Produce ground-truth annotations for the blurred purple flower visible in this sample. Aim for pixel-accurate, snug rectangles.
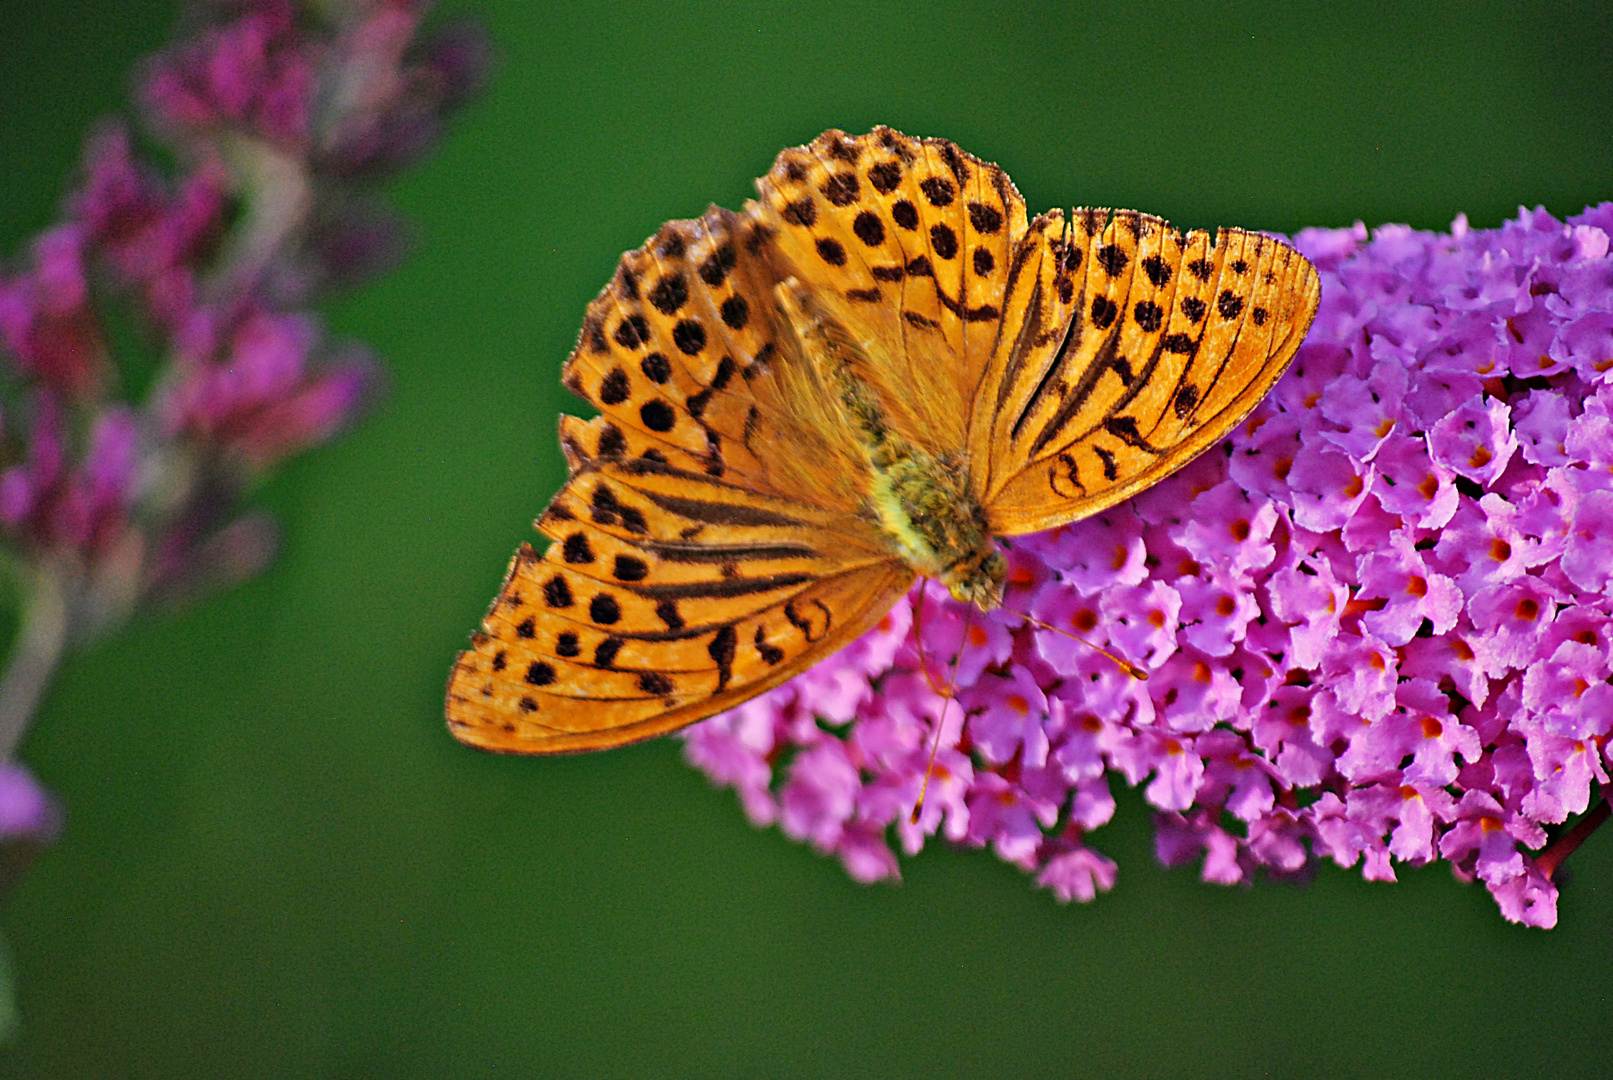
[683,201,1613,928]
[0,0,486,922]
[0,765,58,844]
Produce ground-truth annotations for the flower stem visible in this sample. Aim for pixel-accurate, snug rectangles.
[0,561,71,762]
[1535,796,1611,881]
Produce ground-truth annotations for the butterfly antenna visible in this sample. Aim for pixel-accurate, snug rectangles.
[911,604,972,825]
[1002,606,1149,681]
[911,583,947,698]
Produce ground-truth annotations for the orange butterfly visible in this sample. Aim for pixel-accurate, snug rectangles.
[446,127,1320,754]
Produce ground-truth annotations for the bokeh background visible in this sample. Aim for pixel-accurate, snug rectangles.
[3,1,1612,1076]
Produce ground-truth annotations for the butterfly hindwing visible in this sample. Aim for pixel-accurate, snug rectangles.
[447,456,912,753]
[977,210,1320,534]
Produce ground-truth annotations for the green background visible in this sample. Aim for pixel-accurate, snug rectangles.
[3,1,1612,1076]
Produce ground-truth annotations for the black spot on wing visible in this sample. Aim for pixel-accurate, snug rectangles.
[1097,244,1129,275]
[919,176,955,206]
[672,319,706,355]
[640,352,672,383]
[638,672,674,696]
[720,295,749,329]
[782,197,817,227]
[853,211,885,247]
[613,554,648,582]
[968,202,1003,233]
[868,160,902,193]
[1094,445,1118,481]
[1103,415,1163,453]
[822,173,859,206]
[590,593,622,625]
[816,237,848,266]
[711,355,737,390]
[708,625,738,691]
[648,273,687,315]
[1141,255,1171,287]
[640,399,676,432]
[698,243,735,286]
[599,369,630,406]
[614,315,650,349]
[1173,383,1200,418]
[754,625,785,665]
[544,574,574,607]
[616,266,639,300]
[563,533,594,565]
[656,599,685,630]
[1090,296,1118,329]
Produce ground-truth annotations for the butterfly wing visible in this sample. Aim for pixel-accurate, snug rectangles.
[971,208,1320,534]
[448,204,914,753]
[446,455,913,753]
[751,127,1028,455]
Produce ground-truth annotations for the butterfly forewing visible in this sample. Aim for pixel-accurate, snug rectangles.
[561,208,795,490]
[753,127,1027,453]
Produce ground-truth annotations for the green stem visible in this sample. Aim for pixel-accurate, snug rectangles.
[0,561,71,762]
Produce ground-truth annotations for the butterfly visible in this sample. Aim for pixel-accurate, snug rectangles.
[446,126,1320,754]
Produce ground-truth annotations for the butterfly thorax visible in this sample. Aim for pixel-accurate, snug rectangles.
[871,443,1006,610]
[775,279,1006,611]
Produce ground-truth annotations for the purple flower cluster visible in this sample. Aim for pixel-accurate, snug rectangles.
[683,203,1613,928]
[0,1,485,864]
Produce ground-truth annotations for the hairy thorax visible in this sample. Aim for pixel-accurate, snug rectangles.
[774,277,1006,611]
[870,441,1006,611]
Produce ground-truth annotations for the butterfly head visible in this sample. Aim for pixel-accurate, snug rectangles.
[940,545,1006,612]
